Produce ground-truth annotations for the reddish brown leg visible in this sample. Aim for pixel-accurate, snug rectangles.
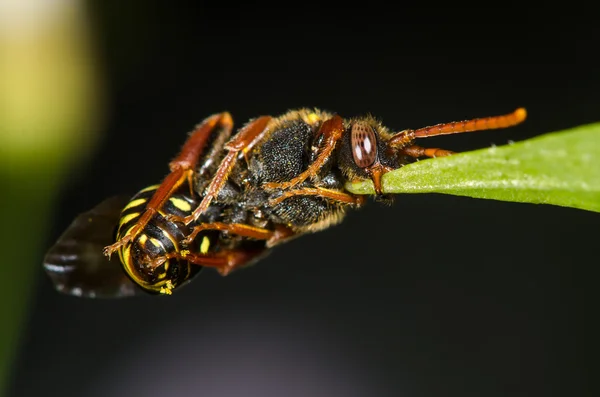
[172,116,272,226]
[263,115,345,190]
[103,112,233,258]
[147,223,295,278]
[183,222,295,248]
[151,249,266,277]
[401,145,455,158]
[269,187,366,207]
[389,107,527,148]
[184,250,268,276]
[190,250,264,276]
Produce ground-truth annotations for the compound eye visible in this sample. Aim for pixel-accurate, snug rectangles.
[351,123,377,168]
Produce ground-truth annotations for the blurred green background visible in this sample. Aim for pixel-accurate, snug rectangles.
[1,2,596,397]
[0,1,101,394]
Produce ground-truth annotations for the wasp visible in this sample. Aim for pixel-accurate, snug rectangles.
[43,107,527,297]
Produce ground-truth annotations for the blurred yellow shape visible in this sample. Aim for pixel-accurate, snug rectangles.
[0,1,103,395]
[0,0,102,169]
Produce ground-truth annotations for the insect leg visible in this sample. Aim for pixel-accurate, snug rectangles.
[186,222,272,244]
[103,112,234,258]
[180,249,269,276]
[268,187,366,207]
[263,115,345,190]
[184,222,294,248]
[173,116,273,226]
[144,249,264,278]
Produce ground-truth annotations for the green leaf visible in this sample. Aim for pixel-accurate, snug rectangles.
[346,122,600,213]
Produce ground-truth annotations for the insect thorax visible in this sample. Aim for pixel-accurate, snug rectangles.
[244,109,349,232]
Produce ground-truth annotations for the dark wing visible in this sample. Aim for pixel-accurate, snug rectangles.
[43,196,146,298]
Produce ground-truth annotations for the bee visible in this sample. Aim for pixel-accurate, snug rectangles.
[43,107,527,297]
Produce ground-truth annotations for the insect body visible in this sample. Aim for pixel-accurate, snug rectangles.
[44,107,527,297]
[113,185,204,294]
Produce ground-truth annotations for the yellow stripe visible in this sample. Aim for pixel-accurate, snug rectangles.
[200,236,210,254]
[152,279,169,288]
[122,244,134,281]
[121,226,135,238]
[120,240,173,293]
[118,245,124,264]
[122,198,147,211]
[138,234,148,245]
[161,228,178,249]
[119,212,140,228]
[149,237,164,249]
[138,184,160,194]
[169,197,192,212]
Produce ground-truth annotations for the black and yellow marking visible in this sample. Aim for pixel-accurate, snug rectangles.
[200,236,210,254]
[169,196,193,212]
[113,185,215,294]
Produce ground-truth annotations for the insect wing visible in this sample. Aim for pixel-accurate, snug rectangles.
[43,196,145,298]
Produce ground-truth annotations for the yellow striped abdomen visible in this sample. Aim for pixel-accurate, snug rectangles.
[115,185,206,294]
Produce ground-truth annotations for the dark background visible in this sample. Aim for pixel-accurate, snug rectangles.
[10,3,596,397]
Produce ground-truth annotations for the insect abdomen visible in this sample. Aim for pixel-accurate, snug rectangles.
[115,185,205,294]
